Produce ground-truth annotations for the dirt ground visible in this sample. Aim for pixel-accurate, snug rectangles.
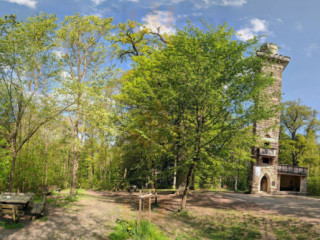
[1,190,320,239]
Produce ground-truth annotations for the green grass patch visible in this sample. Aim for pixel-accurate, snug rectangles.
[109,219,169,240]
[0,220,24,229]
[166,208,320,240]
[172,209,193,219]
[37,216,48,222]
[46,195,78,208]
[45,189,92,208]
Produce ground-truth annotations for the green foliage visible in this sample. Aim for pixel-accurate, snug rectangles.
[111,20,167,61]
[0,135,10,190]
[279,99,320,195]
[1,12,319,199]
[0,220,24,229]
[109,220,169,240]
[116,22,275,199]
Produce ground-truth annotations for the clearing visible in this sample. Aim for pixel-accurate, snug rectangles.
[1,190,320,240]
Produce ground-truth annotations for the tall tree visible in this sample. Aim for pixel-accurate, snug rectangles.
[280,100,320,166]
[117,23,275,210]
[0,14,66,191]
[56,14,115,196]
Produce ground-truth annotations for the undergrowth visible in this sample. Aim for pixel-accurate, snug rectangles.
[0,220,24,229]
[109,219,169,240]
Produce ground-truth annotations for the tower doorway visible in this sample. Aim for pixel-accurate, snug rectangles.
[260,176,268,192]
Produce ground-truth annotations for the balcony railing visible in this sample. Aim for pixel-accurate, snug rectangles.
[277,164,308,175]
[259,148,277,157]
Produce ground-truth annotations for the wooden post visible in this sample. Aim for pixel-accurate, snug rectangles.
[155,192,158,204]
[235,176,238,191]
[138,190,142,226]
[154,170,158,204]
[219,176,222,191]
[148,190,151,221]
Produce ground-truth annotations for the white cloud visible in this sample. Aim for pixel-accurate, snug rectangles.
[2,0,37,8]
[177,12,202,19]
[142,10,175,35]
[61,71,70,78]
[104,0,246,9]
[305,43,319,57]
[237,18,269,41]
[193,0,247,9]
[117,0,140,3]
[52,50,64,59]
[219,0,247,7]
[90,0,106,5]
[295,21,303,31]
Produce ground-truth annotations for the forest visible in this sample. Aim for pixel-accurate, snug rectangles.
[1,12,320,210]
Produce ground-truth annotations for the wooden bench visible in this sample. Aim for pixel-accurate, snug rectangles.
[31,197,46,220]
[0,204,24,222]
[37,187,52,196]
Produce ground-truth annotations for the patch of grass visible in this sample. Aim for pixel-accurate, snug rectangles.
[164,208,320,240]
[32,194,47,203]
[46,195,77,208]
[272,228,292,240]
[172,209,193,219]
[0,220,24,229]
[109,219,169,240]
[37,216,48,222]
[46,189,91,208]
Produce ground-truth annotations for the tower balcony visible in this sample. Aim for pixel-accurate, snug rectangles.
[259,148,277,157]
[277,164,308,176]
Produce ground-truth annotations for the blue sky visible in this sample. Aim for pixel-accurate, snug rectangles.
[0,0,319,112]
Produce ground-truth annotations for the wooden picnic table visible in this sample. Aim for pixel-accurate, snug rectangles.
[0,193,33,206]
[0,193,34,222]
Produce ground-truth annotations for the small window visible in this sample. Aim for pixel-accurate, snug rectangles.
[262,158,269,164]
[264,142,270,147]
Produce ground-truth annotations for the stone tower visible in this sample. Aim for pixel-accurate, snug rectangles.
[251,43,290,194]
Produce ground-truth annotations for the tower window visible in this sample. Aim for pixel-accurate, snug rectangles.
[262,158,269,164]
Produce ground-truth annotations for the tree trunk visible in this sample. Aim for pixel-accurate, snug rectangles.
[154,169,158,204]
[9,143,17,192]
[173,118,183,189]
[70,115,79,196]
[291,151,297,166]
[181,163,195,210]
[173,158,177,189]
[123,168,127,180]
[45,125,49,185]
[123,167,127,189]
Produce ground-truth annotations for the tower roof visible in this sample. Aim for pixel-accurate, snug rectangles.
[257,43,290,69]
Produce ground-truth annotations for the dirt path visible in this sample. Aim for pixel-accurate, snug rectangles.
[185,192,320,223]
[0,191,135,240]
[1,191,319,239]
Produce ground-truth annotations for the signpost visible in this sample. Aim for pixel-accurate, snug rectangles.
[137,190,154,225]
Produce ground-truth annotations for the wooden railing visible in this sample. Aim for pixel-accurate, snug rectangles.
[277,164,308,175]
[259,148,277,157]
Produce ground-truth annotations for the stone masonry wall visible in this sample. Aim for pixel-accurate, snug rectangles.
[251,43,290,194]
